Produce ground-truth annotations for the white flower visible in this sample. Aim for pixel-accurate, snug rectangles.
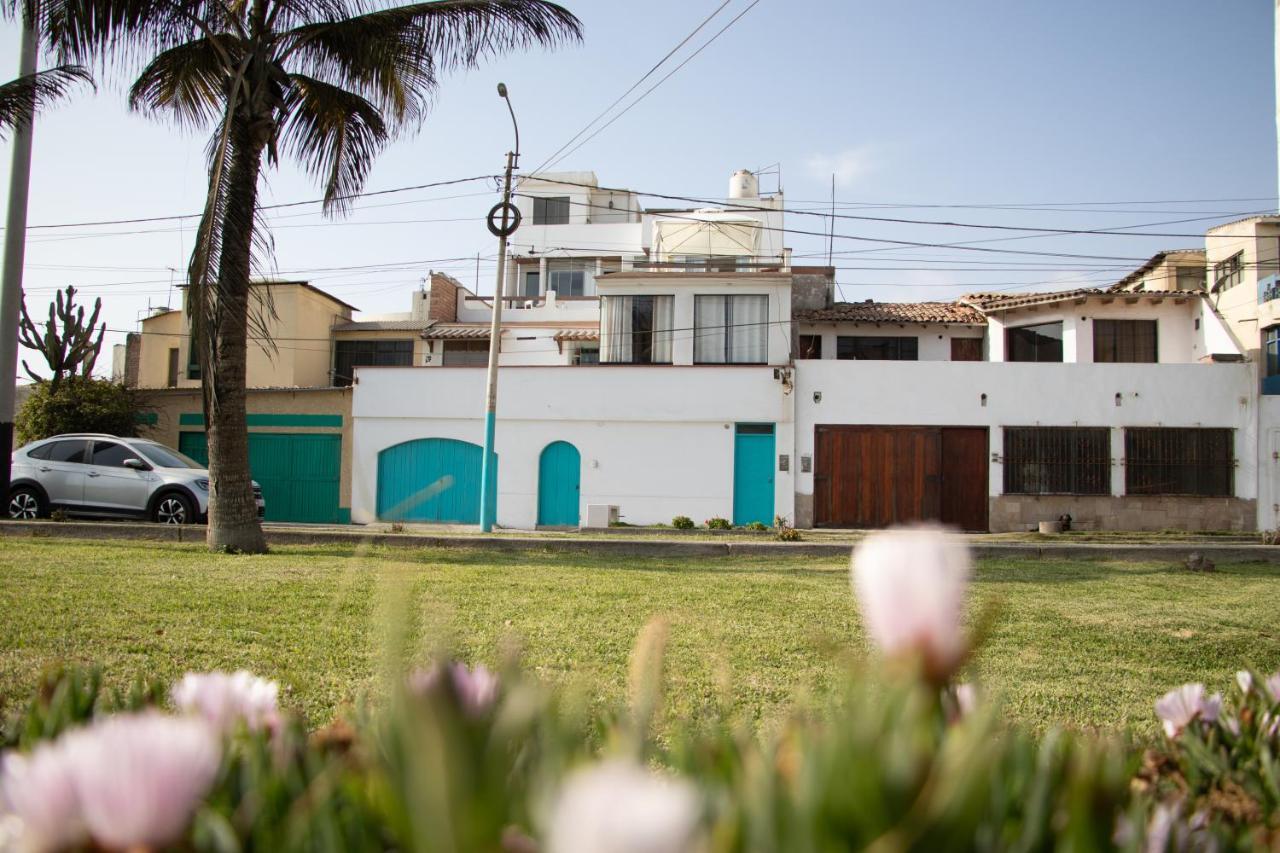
[1237,671,1253,695]
[954,683,979,718]
[850,526,971,679]
[67,712,221,850]
[1265,672,1280,703]
[546,761,702,853]
[408,662,500,717]
[173,670,280,733]
[0,741,85,853]
[1155,684,1221,738]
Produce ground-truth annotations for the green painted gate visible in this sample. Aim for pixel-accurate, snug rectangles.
[177,432,342,524]
[537,441,581,526]
[376,438,492,524]
[732,423,776,527]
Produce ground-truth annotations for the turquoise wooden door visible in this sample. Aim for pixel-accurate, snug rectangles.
[537,441,581,526]
[176,431,342,523]
[733,424,776,526]
[376,438,490,523]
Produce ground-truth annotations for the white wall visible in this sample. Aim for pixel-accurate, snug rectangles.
[794,323,985,361]
[793,360,1258,500]
[351,366,795,528]
[1258,394,1280,531]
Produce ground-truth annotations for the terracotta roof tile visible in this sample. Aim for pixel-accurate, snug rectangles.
[794,301,986,325]
[961,288,1207,312]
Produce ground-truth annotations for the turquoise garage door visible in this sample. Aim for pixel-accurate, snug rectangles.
[178,432,342,524]
[376,438,494,524]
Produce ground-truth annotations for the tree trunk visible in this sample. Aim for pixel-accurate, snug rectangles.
[203,118,268,554]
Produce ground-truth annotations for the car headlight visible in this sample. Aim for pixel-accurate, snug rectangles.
[195,478,210,491]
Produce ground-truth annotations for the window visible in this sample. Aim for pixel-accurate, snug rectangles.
[532,196,570,225]
[134,442,201,469]
[836,335,918,361]
[1125,428,1233,496]
[1093,319,1157,363]
[547,259,594,297]
[1266,326,1280,394]
[574,345,599,365]
[44,439,87,464]
[1213,252,1243,292]
[601,295,674,364]
[1003,427,1110,495]
[1006,321,1063,362]
[520,270,540,298]
[26,442,54,460]
[441,340,489,366]
[670,255,747,272]
[950,338,983,361]
[1176,266,1205,291]
[166,348,179,387]
[92,441,139,468]
[186,344,201,380]
[694,295,768,364]
[333,339,414,386]
[797,334,823,359]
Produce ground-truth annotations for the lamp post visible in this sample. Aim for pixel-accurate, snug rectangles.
[479,83,520,532]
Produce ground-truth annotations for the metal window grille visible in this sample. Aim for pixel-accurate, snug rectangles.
[1003,427,1110,495]
[1213,252,1243,292]
[1124,428,1233,496]
[334,339,414,385]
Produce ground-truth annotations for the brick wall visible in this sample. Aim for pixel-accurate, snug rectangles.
[428,272,460,321]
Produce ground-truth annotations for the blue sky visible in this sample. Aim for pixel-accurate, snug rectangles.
[0,0,1276,368]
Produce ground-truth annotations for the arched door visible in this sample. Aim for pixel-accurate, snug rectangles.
[537,441,581,526]
[377,438,492,523]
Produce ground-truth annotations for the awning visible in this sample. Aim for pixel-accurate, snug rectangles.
[653,218,760,260]
[425,325,490,339]
[552,329,600,342]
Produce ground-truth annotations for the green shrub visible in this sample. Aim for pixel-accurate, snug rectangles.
[746,521,768,532]
[775,524,801,542]
[705,517,731,530]
[15,378,144,445]
[672,515,694,530]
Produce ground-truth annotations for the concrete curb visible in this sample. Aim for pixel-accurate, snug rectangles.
[3,520,1279,563]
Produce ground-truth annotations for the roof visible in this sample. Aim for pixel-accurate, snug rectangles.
[332,319,432,332]
[961,288,1206,312]
[1206,214,1280,233]
[1106,249,1206,293]
[794,301,986,325]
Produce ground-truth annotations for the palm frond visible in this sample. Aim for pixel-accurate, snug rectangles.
[128,36,237,127]
[280,0,580,122]
[41,0,225,69]
[0,64,93,134]
[281,73,387,213]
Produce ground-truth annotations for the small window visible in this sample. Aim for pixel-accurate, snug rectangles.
[45,439,88,465]
[1265,326,1280,393]
[92,441,138,468]
[1175,266,1205,291]
[1213,252,1243,292]
[797,334,823,359]
[574,345,599,365]
[532,196,570,225]
[1125,428,1233,496]
[166,348,179,388]
[1093,319,1157,363]
[186,344,201,380]
[1006,321,1063,362]
[441,340,490,366]
[26,442,54,460]
[1003,427,1110,495]
[950,338,983,362]
[836,336,918,361]
[520,270,541,298]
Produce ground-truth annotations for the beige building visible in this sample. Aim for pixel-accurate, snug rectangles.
[1200,216,1280,374]
[1107,248,1207,294]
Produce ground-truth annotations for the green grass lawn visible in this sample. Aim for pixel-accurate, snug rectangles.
[1,537,1277,737]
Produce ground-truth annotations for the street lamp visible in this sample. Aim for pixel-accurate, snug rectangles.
[479,83,521,532]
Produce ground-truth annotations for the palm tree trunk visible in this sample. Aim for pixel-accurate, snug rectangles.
[203,118,268,554]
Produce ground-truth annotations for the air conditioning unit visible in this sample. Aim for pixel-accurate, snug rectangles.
[584,504,619,529]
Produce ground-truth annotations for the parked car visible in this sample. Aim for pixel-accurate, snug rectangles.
[7,433,265,524]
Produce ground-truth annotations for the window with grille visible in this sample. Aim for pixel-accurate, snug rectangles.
[836,335,918,361]
[440,340,489,366]
[1003,427,1110,494]
[1213,252,1243,292]
[1006,321,1063,362]
[333,339,414,385]
[1093,319,1157,363]
[797,334,822,359]
[532,196,570,225]
[1125,428,1233,496]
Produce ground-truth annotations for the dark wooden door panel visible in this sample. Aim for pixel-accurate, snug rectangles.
[940,427,989,532]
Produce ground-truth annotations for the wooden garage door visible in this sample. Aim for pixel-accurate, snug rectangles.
[814,426,988,531]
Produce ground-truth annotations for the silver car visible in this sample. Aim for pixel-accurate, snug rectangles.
[7,433,265,524]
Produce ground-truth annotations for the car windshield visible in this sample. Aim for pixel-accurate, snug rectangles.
[133,442,203,469]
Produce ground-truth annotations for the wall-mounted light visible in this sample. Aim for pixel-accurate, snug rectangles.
[980,393,987,407]
[813,391,822,404]
[1114,393,1122,407]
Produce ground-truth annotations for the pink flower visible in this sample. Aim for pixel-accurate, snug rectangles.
[0,740,86,853]
[1237,671,1253,695]
[1265,672,1280,703]
[546,761,702,853]
[66,712,221,850]
[408,662,500,716]
[173,670,280,733]
[955,683,979,717]
[1155,684,1221,738]
[851,526,971,680]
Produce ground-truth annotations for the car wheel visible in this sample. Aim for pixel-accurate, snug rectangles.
[153,492,195,525]
[7,486,46,520]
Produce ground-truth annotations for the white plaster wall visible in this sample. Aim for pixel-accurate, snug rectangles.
[793,360,1258,501]
[1258,394,1280,531]
[794,323,985,361]
[455,291,601,324]
[351,366,795,528]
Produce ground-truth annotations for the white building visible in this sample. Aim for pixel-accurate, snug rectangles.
[348,169,1266,533]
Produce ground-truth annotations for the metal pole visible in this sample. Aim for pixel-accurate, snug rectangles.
[1275,0,1280,212]
[479,84,519,533]
[0,13,39,505]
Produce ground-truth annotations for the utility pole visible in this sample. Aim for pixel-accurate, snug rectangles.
[1275,0,1280,212]
[0,11,39,507]
[479,83,521,533]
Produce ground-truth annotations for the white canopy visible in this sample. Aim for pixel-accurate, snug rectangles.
[653,218,760,260]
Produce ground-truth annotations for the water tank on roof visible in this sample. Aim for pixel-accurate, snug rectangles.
[728,169,758,200]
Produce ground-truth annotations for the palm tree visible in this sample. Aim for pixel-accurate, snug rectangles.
[0,64,91,136]
[35,0,581,551]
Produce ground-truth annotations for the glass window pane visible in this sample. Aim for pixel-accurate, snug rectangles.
[46,440,87,464]
[1006,322,1063,362]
